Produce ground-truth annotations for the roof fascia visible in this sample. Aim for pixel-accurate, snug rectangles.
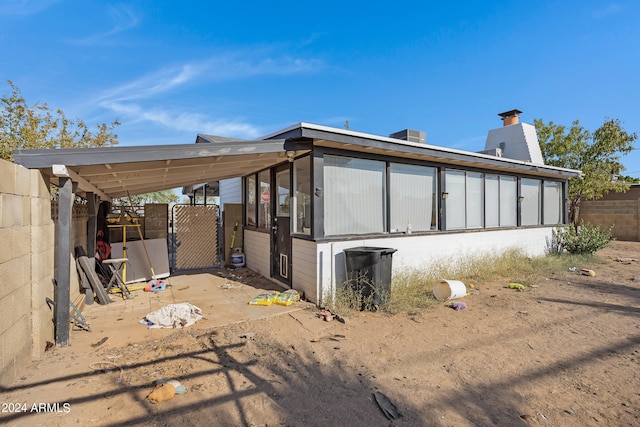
[297,125,580,178]
[13,139,287,169]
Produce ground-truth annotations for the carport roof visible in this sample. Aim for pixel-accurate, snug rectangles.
[13,138,296,200]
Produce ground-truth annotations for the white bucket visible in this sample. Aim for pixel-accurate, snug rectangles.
[433,280,467,301]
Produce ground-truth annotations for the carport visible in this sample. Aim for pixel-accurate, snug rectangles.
[13,137,309,346]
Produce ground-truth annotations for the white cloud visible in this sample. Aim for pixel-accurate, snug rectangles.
[71,4,139,45]
[106,102,261,138]
[98,51,323,104]
[93,49,323,137]
[0,0,60,15]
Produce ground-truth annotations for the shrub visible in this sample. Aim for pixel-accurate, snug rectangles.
[552,221,614,255]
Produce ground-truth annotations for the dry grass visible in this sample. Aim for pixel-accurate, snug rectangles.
[327,249,602,315]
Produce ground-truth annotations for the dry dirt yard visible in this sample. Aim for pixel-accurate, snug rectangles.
[1,241,639,427]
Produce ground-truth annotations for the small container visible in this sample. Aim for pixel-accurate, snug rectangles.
[231,248,245,268]
[581,269,595,277]
[433,280,467,301]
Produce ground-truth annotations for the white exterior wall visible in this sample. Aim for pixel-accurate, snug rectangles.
[292,238,319,303]
[316,227,554,304]
[246,225,555,306]
[219,177,242,212]
[244,229,270,278]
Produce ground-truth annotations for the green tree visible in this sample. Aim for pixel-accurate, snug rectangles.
[119,190,180,205]
[0,80,120,161]
[534,118,637,225]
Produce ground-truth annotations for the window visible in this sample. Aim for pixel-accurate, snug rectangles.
[543,181,562,225]
[445,170,483,230]
[389,163,437,232]
[245,174,256,227]
[293,156,312,235]
[499,176,517,227]
[520,178,541,226]
[257,169,271,229]
[485,175,499,228]
[466,172,484,228]
[324,155,386,235]
[445,170,466,229]
[276,169,290,216]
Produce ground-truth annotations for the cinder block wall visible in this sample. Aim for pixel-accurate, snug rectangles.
[0,159,55,386]
[580,187,640,241]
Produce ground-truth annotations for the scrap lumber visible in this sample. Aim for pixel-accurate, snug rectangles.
[75,246,113,305]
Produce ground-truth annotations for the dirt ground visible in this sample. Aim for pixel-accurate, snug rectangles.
[1,241,639,427]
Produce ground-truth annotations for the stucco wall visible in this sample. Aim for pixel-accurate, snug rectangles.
[246,227,555,306]
[316,227,555,305]
[0,159,55,386]
[580,187,640,241]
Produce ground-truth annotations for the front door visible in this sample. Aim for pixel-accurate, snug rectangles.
[272,165,291,286]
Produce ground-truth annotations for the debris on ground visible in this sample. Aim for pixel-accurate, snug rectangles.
[248,291,279,306]
[580,269,596,277]
[449,301,467,311]
[147,383,176,403]
[373,391,400,420]
[318,309,333,321]
[91,337,109,348]
[140,302,203,329]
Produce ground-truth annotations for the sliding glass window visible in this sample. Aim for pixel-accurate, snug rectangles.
[445,171,466,230]
[324,155,386,235]
[521,178,541,226]
[499,176,517,227]
[485,175,499,227]
[389,163,437,232]
[466,172,484,228]
[445,170,483,230]
[543,181,562,225]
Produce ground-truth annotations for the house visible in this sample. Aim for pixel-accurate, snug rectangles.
[10,109,580,348]
[211,110,580,304]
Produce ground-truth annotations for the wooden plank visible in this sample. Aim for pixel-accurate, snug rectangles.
[75,257,94,305]
[75,247,113,305]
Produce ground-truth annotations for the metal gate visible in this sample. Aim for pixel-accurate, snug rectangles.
[171,204,220,271]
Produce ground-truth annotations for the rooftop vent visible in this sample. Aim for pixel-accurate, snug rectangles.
[498,109,522,127]
[389,129,426,144]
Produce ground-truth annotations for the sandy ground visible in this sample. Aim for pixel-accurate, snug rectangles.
[1,241,639,427]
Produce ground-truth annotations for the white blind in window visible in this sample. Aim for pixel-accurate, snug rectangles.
[466,172,484,228]
[500,176,517,226]
[324,155,386,235]
[543,181,562,225]
[521,178,541,226]
[485,175,499,227]
[390,163,436,232]
[445,170,466,230]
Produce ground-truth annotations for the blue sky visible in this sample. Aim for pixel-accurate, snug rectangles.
[2,0,639,177]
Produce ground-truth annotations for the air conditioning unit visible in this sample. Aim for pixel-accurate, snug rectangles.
[389,129,426,144]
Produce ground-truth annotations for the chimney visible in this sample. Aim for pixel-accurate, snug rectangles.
[498,109,522,126]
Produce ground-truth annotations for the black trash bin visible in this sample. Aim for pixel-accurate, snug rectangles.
[343,246,397,310]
